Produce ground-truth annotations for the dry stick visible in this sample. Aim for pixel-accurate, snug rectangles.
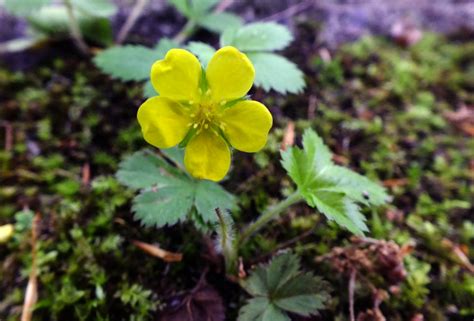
[116,0,151,44]
[349,269,356,321]
[21,214,40,321]
[260,0,315,22]
[63,0,89,54]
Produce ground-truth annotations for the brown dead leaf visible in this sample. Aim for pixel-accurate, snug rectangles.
[132,240,183,262]
[281,121,295,151]
[161,280,225,321]
[441,238,474,273]
[444,105,474,136]
[382,178,408,188]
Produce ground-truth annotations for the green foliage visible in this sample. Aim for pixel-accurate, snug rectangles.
[221,22,305,94]
[94,38,178,95]
[239,252,329,321]
[169,0,242,33]
[281,129,388,235]
[221,22,292,52]
[94,46,161,82]
[116,150,237,228]
[71,0,117,17]
[246,52,305,94]
[3,0,51,16]
[395,256,431,308]
[26,5,113,45]
[187,41,216,67]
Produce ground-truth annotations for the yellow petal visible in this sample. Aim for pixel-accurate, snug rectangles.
[206,46,255,103]
[151,49,202,101]
[220,100,273,152]
[184,130,231,181]
[137,97,191,149]
[0,224,14,243]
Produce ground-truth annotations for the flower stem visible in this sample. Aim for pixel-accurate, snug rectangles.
[172,20,196,44]
[238,191,304,245]
[63,0,89,55]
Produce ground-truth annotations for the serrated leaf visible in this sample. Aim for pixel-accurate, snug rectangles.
[117,149,237,228]
[198,12,242,33]
[94,45,159,81]
[281,129,332,188]
[187,42,216,67]
[239,252,328,321]
[220,22,293,51]
[281,129,388,235]
[133,183,195,227]
[320,165,389,206]
[247,52,305,94]
[72,0,117,17]
[195,180,236,222]
[116,150,175,189]
[4,0,51,16]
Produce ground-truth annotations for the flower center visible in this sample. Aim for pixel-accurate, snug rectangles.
[187,89,226,134]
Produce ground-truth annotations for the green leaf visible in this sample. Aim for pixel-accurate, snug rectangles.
[305,191,367,235]
[190,0,219,17]
[187,41,216,67]
[94,38,177,82]
[281,129,388,235]
[143,81,156,98]
[71,0,117,17]
[247,52,305,95]
[239,252,329,321]
[195,180,236,222]
[80,17,113,46]
[117,149,237,228]
[198,12,242,33]
[4,0,51,16]
[220,22,293,52]
[133,181,195,227]
[154,38,179,55]
[116,150,176,189]
[168,0,190,15]
[94,45,159,81]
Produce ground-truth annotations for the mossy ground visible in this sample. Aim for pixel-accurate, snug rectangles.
[1,27,473,320]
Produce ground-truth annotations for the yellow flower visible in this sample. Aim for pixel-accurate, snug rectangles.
[0,224,14,243]
[137,46,273,181]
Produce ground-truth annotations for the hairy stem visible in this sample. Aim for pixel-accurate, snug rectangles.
[63,0,89,54]
[239,191,303,245]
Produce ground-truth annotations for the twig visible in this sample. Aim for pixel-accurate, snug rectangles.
[63,0,89,54]
[349,269,356,321]
[21,213,40,321]
[260,0,315,22]
[116,0,150,44]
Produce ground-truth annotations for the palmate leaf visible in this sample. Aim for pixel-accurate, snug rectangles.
[219,22,305,94]
[94,38,178,82]
[281,129,388,235]
[198,12,242,34]
[239,252,329,321]
[116,150,237,228]
[220,22,293,52]
[247,52,306,95]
